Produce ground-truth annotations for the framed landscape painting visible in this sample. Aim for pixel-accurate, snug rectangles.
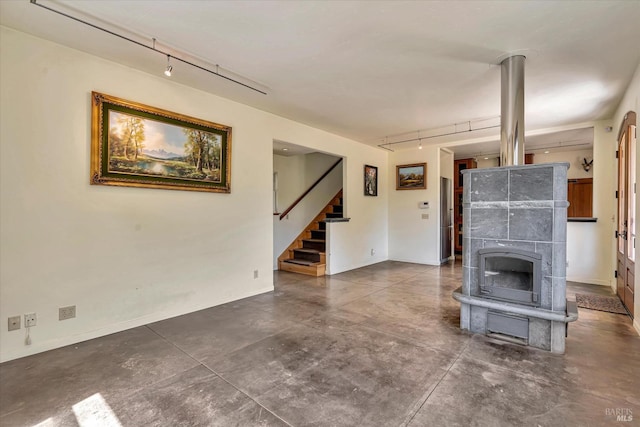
[396,163,427,190]
[91,92,232,193]
[364,164,378,196]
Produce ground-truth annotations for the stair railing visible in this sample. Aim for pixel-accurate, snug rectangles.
[279,158,343,220]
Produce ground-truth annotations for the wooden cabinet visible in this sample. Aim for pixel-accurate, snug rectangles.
[525,153,535,164]
[568,178,593,217]
[454,158,475,190]
[454,158,477,253]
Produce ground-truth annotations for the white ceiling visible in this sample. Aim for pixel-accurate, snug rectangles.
[1,0,639,153]
[273,140,317,157]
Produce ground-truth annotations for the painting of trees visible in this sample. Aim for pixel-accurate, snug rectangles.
[184,129,221,177]
[93,91,231,192]
[109,114,145,160]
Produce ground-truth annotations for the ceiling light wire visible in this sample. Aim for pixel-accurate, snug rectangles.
[30,0,267,95]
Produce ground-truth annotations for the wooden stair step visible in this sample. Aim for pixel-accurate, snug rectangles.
[279,259,326,277]
[302,238,325,251]
[294,248,322,254]
[283,259,317,266]
[291,248,326,264]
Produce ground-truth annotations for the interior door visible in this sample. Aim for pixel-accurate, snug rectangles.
[617,112,636,317]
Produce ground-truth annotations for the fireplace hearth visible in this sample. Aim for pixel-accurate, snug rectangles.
[453,163,578,353]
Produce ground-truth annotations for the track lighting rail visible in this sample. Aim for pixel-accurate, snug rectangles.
[30,0,267,95]
[377,117,501,151]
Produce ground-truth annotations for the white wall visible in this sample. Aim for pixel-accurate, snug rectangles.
[533,149,594,180]
[0,27,389,362]
[304,152,340,188]
[273,154,305,213]
[326,158,390,274]
[388,146,441,264]
[612,62,640,334]
[565,123,616,285]
[475,157,500,168]
[440,149,454,181]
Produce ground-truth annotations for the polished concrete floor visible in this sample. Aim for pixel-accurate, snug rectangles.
[1,261,638,426]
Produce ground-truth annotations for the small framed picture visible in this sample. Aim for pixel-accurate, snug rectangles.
[364,164,378,196]
[396,163,427,190]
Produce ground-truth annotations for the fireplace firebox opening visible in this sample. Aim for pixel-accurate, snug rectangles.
[478,248,542,307]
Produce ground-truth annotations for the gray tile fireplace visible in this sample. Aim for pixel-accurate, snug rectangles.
[453,162,578,353]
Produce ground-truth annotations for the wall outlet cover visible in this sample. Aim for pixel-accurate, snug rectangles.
[59,305,76,321]
[8,316,20,331]
[24,313,36,327]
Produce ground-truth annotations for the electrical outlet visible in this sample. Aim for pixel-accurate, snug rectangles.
[371,249,376,256]
[254,269,259,279]
[24,313,36,327]
[59,305,76,321]
[8,316,20,331]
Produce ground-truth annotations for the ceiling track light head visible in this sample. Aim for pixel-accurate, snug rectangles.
[164,55,172,77]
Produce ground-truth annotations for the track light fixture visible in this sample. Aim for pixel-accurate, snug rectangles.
[377,116,501,152]
[164,55,173,77]
[30,0,266,95]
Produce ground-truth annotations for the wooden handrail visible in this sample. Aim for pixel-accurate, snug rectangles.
[279,158,342,220]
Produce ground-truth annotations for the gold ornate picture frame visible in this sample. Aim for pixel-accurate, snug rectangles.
[91,92,231,193]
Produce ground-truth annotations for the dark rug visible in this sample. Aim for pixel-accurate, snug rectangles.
[575,293,628,315]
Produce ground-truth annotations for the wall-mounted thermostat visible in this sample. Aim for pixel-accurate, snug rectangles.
[418,201,430,209]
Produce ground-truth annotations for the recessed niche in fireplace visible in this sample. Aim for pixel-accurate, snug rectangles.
[478,248,542,306]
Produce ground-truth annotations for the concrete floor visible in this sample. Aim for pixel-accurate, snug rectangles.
[1,261,638,426]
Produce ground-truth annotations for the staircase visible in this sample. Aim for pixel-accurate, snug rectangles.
[278,190,343,277]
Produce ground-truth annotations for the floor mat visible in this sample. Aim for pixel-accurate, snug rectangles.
[575,293,628,315]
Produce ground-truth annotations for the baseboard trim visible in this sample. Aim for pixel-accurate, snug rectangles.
[388,256,441,266]
[326,256,387,275]
[0,285,274,363]
[566,277,611,286]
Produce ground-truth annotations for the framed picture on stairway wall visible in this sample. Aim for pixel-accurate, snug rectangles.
[364,164,378,196]
[90,91,232,193]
